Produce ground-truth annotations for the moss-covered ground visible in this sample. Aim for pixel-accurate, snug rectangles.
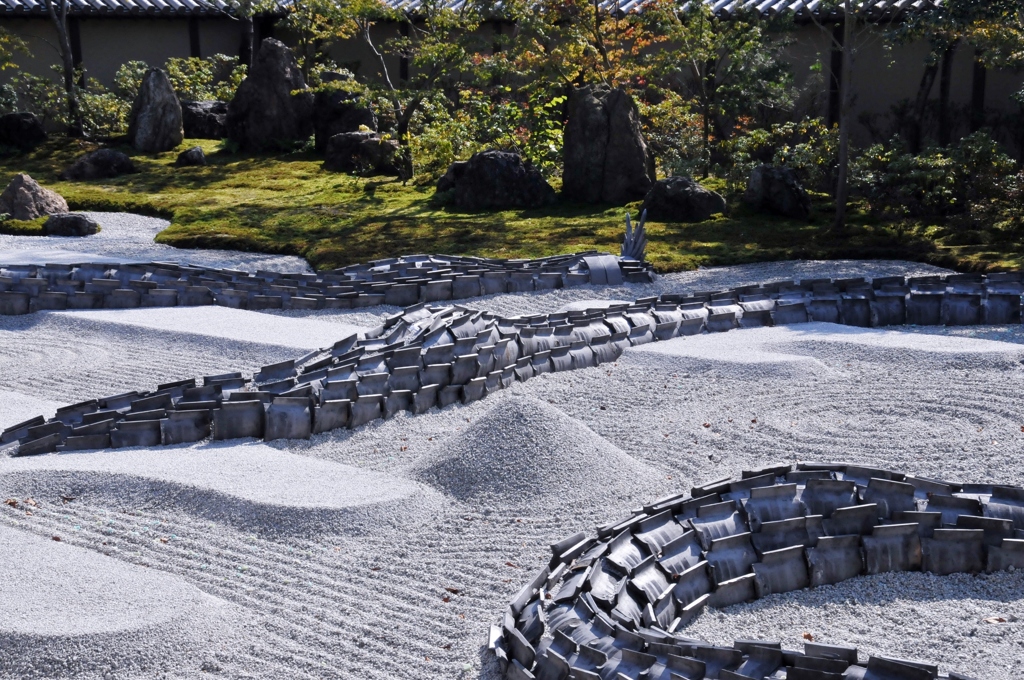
[0,138,1018,273]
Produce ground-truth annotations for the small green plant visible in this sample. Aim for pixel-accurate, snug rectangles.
[166,54,247,102]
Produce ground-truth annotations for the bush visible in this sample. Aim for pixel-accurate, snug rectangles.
[725,117,838,192]
[166,55,247,102]
[852,131,1017,220]
[639,91,706,179]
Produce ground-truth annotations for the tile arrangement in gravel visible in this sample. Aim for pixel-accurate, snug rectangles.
[0,251,654,315]
[493,464,1017,680]
[4,268,1021,462]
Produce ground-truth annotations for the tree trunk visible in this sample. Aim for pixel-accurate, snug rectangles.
[909,62,938,153]
[938,40,959,147]
[833,0,855,232]
[240,17,254,68]
[44,0,83,137]
[970,49,987,132]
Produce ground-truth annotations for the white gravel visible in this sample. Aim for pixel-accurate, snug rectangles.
[0,211,311,271]
[2,232,1024,679]
[0,523,251,678]
[62,306,365,351]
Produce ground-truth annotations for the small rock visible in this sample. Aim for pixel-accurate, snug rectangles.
[44,212,99,237]
[175,146,207,167]
[59,149,137,181]
[639,176,727,222]
[743,165,811,220]
[0,112,47,152]
[181,100,228,139]
[127,68,184,153]
[322,131,399,175]
[0,173,68,220]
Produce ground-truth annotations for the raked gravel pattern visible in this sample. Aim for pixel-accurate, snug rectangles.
[1,226,1023,679]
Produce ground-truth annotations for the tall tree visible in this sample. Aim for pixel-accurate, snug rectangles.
[42,0,83,137]
[349,0,490,178]
[640,0,794,177]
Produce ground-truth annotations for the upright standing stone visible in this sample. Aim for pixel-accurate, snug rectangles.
[227,38,314,152]
[563,84,655,205]
[127,68,184,153]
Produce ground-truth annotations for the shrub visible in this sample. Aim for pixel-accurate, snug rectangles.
[725,117,838,192]
[166,55,246,102]
[852,131,1016,220]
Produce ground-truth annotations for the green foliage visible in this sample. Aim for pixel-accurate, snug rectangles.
[726,118,839,192]
[113,61,148,101]
[639,93,706,179]
[78,79,132,137]
[165,55,247,102]
[9,71,66,128]
[852,131,1017,220]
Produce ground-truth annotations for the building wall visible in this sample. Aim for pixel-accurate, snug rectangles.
[0,16,243,86]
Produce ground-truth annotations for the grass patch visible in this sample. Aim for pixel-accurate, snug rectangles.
[0,138,1019,273]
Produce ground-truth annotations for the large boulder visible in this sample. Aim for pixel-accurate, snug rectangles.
[639,176,727,222]
[181,100,227,139]
[323,131,399,175]
[227,38,313,151]
[0,112,46,152]
[313,88,377,153]
[0,174,68,220]
[744,165,811,220]
[175,146,207,167]
[446,150,556,211]
[43,212,99,237]
[59,149,137,181]
[436,160,468,193]
[563,84,655,205]
[127,68,184,153]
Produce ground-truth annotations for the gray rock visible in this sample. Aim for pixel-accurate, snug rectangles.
[313,89,376,153]
[181,100,227,139]
[59,149,137,181]
[43,212,99,237]
[0,173,68,220]
[563,84,655,204]
[744,165,812,220]
[448,150,556,211]
[639,176,727,222]
[436,160,468,193]
[322,131,399,175]
[127,68,184,153]
[175,146,207,167]
[227,38,313,152]
[0,112,46,152]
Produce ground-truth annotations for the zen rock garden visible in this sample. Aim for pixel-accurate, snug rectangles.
[1,15,1023,680]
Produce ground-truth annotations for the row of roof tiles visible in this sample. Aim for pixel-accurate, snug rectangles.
[0,0,942,19]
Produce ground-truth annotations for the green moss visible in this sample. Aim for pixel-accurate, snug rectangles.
[0,139,1020,273]
[0,216,47,235]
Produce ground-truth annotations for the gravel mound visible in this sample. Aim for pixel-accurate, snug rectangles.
[411,393,663,509]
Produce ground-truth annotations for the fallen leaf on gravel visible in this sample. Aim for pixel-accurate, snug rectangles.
[751,418,758,423]
[23,498,37,507]
[984,617,1008,624]
[442,596,451,603]
[445,587,461,594]
[802,633,814,641]
[442,644,452,650]
[24,511,32,516]
[371,567,381,571]
[60,495,75,503]
[158,537,169,544]
[51,536,61,542]
[702,423,711,428]
[505,562,519,569]
[4,498,17,508]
